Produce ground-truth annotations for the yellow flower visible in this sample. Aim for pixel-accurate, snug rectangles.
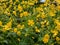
[41,14,46,18]
[54,19,60,30]
[0,21,2,26]
[13,6,16,10]
[41,20,47,25]
[21,1,25,4]
[43,34,50,43]
[35,28,40,33]
[23,11,29,16]
[3,25,9,32]
[3,20,12,32]
[54,19,59,25]
[51,30,58,37]
[34,0,38,3]
[20,13,23,17]
[56,25,60,31]
[44,2,48,6]
[13,11,16,16]
[35,27,40,33]
[28,3,34,6]
[20,11,29,17]
[49,11,55,16]
[49,4,55,10]
[17,24,24,29]
[9,0,13,4]
[18,4,23,12]
[36,7,43,11]
[55,0,60,4]
[14,28,17,33]
[28,20,34,26]
[56,37,60,41]
[17,31,21,36]
[28,1,34,6]
[56,5,60,10]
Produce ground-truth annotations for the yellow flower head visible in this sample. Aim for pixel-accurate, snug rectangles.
[28,1,34,6]
[18,4,23,12]
[17,24,24,29]
[17,31,21,36]
[43,34,50,43]
[56,37,60,41]
[3,20,12,32]
[28,20,34,26]
[41,14,46,18]
[13,11,16,16]
[20,13,23,18]
[55,0,60,4]
[0,21,2,26]
[35,27,40,33]
[14,28,18,33]
[49,11,55,16]
[23,11,29,16]
[56,5,60,10]
[51,30,58,37]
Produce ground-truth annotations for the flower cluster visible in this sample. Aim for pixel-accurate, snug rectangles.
[0,0,60,45]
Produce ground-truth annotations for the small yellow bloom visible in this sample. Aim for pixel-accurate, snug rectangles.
[35,27,40,33]
[0,21,2,26]
[43,34,50,43]
[54,19,60,30]
[17,31,21,36]
[20,11,29,17]
[54,19,59,25]
[28,1,34,6]
[41,21,45,25]
[3,25,10,32]
[41,14,46,18]
[35,29,40,33]
[56,25,60,31]
[49,11,55,16]
[28,20,34,26]
[20,13,23,17]
[44,3,48,6]
[56,37,60,41]
[17,24,24,29]
[2,20,12,32]
[23,11,29,16]
[36,7,43,11]
[14,28,17,33]
[21,1,25,4]
[13,11,16,16]
[55,0,60,4]
[57,6,60,10]
[18,4,23,12]
[51,30,58,37]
